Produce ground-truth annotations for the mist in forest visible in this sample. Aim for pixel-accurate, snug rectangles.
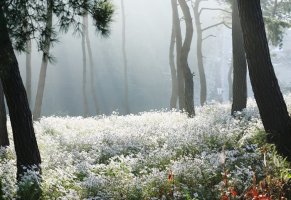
[16,0,291,117]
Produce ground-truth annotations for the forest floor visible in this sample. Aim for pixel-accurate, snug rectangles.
[1,94,291,199]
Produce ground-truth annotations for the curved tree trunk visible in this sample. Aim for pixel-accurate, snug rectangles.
[169,5,178,109]
[33,0,53,121]
[193,0,207,106]
[84,13,100,115]
[82,17,89,117]
[171,0,185,110]
[178,0,195,117]
[231,0,247,115]
[121,0,130,114]
[26,39,32,106]
[238,0,291,160]
[0,81,9,147]
[0,7,41,179]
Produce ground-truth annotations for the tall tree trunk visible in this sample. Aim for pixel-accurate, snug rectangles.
[121,0,130,114]
[178,0,195,117]
[26,39,32,106]
[33,0,53,121]
[84,13,100,115]
[231,0,247,115]
[238,0,291,160]
[0,81,9,147]
[169,3,178,109]
[171,0,185,110]
[82,17,89,117]
[0,7,41,179]
[193,0,207,106]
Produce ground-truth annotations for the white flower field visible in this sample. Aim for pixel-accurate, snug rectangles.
[1,95,291,199]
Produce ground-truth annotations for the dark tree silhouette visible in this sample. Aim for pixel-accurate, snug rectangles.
[231,0,247,115]
[0,6,41,179]
[238,0,291,160]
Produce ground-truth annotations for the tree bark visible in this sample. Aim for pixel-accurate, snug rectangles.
[84,13,100,115]
[231,0,247,115]
[82,16,89,117]
[169,2,178,109]
[171,0,185,110]
[0,7,41,179]
[178,0,195,117]
[238,0,291,160]
[0,81,9,147]
[33,0,53,121]
[193,0,207,106]
[26,39,32,106]
[121,0,130,114]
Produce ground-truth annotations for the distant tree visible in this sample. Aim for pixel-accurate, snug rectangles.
[25,39,32,106]
[170,0,195,115]
[169,0,178,109]
[33,0,113,120]
[23,10,32,106]
[191,0,231,106]
[238,0,291,160]
[33,0,53,121]
[121,0,130,114]
[81,0,113,117]
[228,59,233,101]
[192,0,206,106]
[82,16,89,117]
[171,0,185,110]
[231,0,247,115]
[178,0,195,117]
[0,82,9,147]
[83,9,100,116]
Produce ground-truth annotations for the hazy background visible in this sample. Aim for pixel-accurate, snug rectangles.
[16,0,291,116]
